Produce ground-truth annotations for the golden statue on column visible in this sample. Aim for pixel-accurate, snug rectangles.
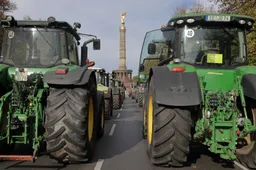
[120,12,126,25]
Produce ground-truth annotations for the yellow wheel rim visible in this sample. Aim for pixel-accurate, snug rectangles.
[88,97,94,141]
[147,95,153,145]
[101,104,104,129]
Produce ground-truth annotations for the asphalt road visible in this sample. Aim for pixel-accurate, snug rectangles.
[0,98,248,170]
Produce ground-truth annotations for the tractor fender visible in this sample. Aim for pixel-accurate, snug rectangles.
[149,66,202,106]
[104,88,112,99]
[241,74,256,100]
[43,66,96,86]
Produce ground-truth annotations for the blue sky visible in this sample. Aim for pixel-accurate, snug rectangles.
[8,0,209,76]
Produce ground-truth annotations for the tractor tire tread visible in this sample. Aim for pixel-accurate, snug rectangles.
[138,93,143,107]
[45,126,66,141]
[47,140,66,153]
[44,111,66,127]
[63,134,86,148]
[150,107,191,167]
[46,97,67,113]
[104,99,111,120]
[45,87,94,163]
[113,94,121,109]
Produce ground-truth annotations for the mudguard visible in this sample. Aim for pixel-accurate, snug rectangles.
[43,66,95,86]
[241,74,256,100]
[149,66,202,106]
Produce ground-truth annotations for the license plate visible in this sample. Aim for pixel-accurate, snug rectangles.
[15,68,28,81]
[206,15,231,22]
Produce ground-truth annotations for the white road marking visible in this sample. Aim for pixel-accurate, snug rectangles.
[94,159,104,170]
[117,113,121,118]
[234,161,249,170]
[109,124,116,136]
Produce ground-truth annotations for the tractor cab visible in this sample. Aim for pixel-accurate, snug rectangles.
[140,14,254,72]
[88,67,107,85]
[0,16,100,70]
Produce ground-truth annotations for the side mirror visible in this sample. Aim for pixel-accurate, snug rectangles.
[148,43,156,54]
[93,39,101,50]
[139,64,144,72]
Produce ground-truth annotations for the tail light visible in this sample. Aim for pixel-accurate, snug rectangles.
[171,66,185,72]
[55,68,69,75]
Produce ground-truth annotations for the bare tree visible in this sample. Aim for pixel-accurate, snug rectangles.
[0,0,17,18]
[174,1,217,15]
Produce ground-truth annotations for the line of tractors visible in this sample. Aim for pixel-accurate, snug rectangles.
[0,12,256,170]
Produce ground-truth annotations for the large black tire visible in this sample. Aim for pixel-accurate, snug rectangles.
[113,94,121,110]
[44,77,97,163]
[138,92,143,107]
[104,98,111,120]
[146,77,192,167]
[142,91,148,139]
[236,98,256,169]
[120,90,124,105]
[97,95,105,139]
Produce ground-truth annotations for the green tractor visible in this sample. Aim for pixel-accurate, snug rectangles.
[118,80,125,104]
[0,16,106,163]
[136,76,146,107]
[88,67,113,119]
[110,75,122,109]
[141,13,256,169]
[120,81,126,102]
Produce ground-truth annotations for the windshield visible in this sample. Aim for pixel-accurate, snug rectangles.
[0,28,67,67]
[139,29,175,75]
[180,26,247,67]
